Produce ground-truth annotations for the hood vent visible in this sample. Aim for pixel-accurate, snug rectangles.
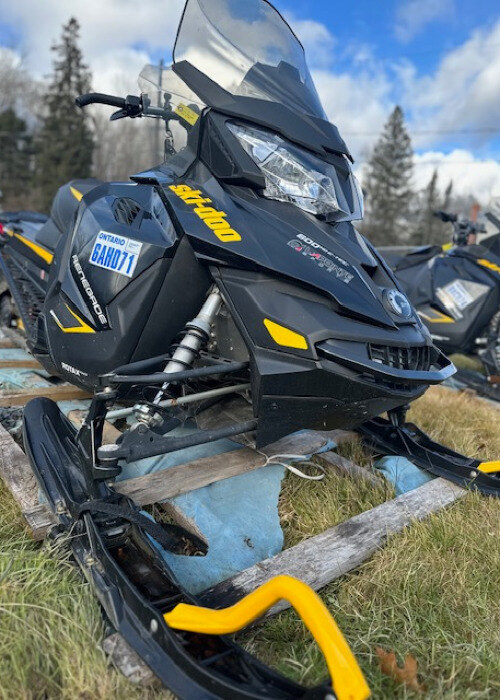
[113,197,142,226]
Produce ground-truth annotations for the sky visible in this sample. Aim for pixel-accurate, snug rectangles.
[0,0,499,203]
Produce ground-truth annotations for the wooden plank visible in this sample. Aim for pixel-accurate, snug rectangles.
[199,477,465,611]
[0,422,56,537]
[22,429,331,539]
[102,633,159,686]
[115,430,330,507]
[67,410,121,445]
[0,359,41,369]
[1,327,28,351]
[0,384,91,407]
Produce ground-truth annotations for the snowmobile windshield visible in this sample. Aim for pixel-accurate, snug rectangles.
[172,0,327,120]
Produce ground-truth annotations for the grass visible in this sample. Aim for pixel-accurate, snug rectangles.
[244,388,500,697]
[1,385,500,697]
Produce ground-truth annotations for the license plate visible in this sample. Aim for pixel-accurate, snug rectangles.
[89,231,143,278]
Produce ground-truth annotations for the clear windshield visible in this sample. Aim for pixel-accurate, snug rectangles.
[173,0,327,119]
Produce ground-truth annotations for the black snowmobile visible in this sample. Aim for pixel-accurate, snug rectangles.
[2,0,500,697]
[380,210,500,401]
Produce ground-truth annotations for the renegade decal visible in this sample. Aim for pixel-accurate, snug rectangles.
[89,231,143,277]
[288,239,354,284]
[169,184,241,242]
[71,254,109,327]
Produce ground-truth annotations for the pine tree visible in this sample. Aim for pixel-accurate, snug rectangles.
[35,18,94,212]
[362,106,414,246]
[412,172,454,246]
[0,109,33,210]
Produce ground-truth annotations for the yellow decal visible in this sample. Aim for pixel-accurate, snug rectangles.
[478,461,500,474]
[442,242,453,251]
[478,258,500,274]
[174,102,199,126]
[169,184,241,243]
[418,309,454,324]
[264,318,308,350]
[70,186,83,202]
[13,233,53,265]
[164,575,370,700]
[51,305,95,334]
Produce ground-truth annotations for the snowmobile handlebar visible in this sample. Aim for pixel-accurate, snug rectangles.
[75,92,184,124]
[433,210,457,223]
[75,92,127,109]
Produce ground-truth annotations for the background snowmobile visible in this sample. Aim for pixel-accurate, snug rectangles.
[380,210,500,400]
[1,0,500,697]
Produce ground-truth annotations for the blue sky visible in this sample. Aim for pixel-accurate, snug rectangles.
[0,0,499,201]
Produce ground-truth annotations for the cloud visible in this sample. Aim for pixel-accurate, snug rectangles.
[313,67,392,160]
[285,15,336,69]
[398,20,500,148]
[0,0,185,82]
[413,150,500,204]
[395,0,455,43]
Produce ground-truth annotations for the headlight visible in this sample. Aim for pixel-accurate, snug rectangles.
[227,121,363,221]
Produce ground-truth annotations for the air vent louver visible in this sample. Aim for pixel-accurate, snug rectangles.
[112,197,142,226]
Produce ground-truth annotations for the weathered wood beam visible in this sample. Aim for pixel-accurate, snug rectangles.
[199,477,465,611]
[115,430,330,506]
[0,385,91,407]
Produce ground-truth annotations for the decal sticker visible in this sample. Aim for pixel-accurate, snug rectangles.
[294,233,350,268]
[436,280,474,318]
[72,255,109,328]
[174,103,199,126]
[287,239,354,284]
[89,231,142,278]
[169,184,241,242]
[61,361,88,377]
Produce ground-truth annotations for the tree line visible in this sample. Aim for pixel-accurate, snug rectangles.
[0,18,467,247]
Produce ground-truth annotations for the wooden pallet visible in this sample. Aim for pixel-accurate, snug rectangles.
[0,327,466,684]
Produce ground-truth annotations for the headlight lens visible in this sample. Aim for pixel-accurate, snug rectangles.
[227,121,363,220]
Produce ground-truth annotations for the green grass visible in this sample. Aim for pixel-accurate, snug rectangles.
[1,386,500,697]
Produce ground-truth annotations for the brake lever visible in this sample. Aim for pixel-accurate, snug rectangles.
[109,95,143,122]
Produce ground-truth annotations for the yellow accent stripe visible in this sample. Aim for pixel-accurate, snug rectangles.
[263,318,308,350]
[418,309,455,324]
[478,258,500,274]
[442,242,453,251]
[13,233,53,264]
[70,186,83,202]
[164,575,370,700]
[53,305,95,334]
[478,461,500,474]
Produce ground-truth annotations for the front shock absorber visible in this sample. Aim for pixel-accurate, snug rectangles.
[134,287,222,425]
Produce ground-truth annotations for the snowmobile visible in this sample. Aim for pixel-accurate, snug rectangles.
[2,0,500,697]
[380,210,500,401]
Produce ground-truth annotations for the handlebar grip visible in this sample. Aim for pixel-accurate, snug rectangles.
[75,93,127,109]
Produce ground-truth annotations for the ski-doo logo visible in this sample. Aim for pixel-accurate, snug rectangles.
[288,238,354,284]
[169,184,241,243]
[72,254,108,327]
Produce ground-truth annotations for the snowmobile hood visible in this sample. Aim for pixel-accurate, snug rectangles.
[163,173,415,330]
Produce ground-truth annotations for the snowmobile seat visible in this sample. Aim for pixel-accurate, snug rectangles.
[0,211,48,225]
[36,178,103,252]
